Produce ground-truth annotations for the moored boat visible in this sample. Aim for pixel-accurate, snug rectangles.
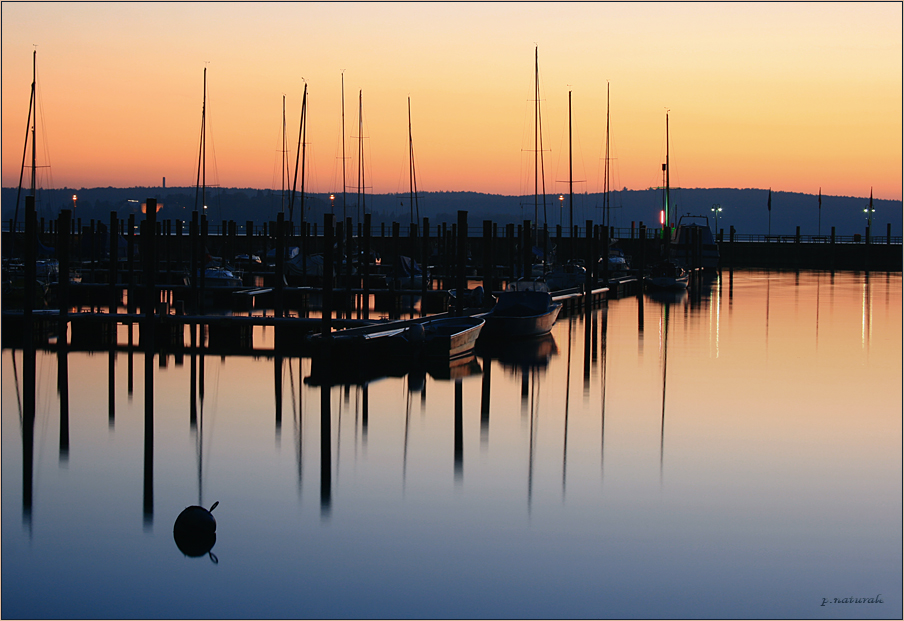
[669,214,720,270]
[645,260,689,290]
[478,290,561,340]
[310,314,484,365]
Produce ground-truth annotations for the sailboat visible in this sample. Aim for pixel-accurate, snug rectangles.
[4,50,57,306]
[543,88,586,292]
[510,47,557,292]
[194,68,242,291]
[660,111,720,271]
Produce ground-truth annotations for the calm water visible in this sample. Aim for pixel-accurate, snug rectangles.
[3,270,901,619]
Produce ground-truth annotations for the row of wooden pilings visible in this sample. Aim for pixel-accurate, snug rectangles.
[17,197,622,322]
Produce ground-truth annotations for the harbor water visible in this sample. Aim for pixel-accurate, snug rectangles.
[2,269,901,619]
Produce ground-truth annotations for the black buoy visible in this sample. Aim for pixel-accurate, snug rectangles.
[174,501,219,562]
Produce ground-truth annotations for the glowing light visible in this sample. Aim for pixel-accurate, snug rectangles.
[660,210,665,226]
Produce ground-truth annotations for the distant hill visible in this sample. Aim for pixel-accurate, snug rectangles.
[3,186,900,237]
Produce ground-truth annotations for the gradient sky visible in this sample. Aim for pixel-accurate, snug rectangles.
[2,2,901,200]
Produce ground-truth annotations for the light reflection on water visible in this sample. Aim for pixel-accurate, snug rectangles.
[2,270,901,619]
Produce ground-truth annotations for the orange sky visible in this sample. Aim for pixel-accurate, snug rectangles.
[2,2,901,201]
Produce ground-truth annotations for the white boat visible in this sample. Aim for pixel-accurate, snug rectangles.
[645,261,688,290]
[603,248,630,279]
[311,314,484,362]
[200,265,243,287]
[669,215,720,270]
[478,290,561,339]
[544,262,586,292]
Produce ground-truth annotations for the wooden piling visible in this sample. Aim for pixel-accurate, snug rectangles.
[200,214,208,314]
[421,216,429,316]
[109,211,118,312]
[275,213,285,317]
[363,213,371,320]
[456,211,468,316]
[58,209,71,341]
[585,220,593,312]
[482,220,493,299]
[190,212,199,314]
[322,213,334,338]
[346,217,353,318]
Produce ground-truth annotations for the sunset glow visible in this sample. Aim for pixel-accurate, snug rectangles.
[2,2,901,200]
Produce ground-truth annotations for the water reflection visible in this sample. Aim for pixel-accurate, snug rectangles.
[2,270,901,619]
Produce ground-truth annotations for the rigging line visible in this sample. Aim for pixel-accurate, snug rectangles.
[194,68,205,212]
[37,74,55,196]
[290,84,308,225]
[12,84,33,246]
[11,349,23,430]
[288,357,297,418]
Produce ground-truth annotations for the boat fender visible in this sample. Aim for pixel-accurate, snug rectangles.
[405,324,425,344]
[173,501,219,562]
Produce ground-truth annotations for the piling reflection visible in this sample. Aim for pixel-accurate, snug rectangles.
[59,337,70,461]
[143,318,154,528]
[3,269,901,620]
[320,383,332,518]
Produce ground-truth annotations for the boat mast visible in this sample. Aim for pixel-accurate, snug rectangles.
[357,89,365,227]
[281,95,287,215]
[408,96,419,225]
[30,49,36,197]
[12,50,37,244]
[289,82,307,226]
[534,46,539,238]
[341,72,347,222]
[568,90,573,244]
[665,111,670,229]
[604,82,610,230]
[195,67,207,213]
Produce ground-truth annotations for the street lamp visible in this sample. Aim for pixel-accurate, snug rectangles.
[330,194,335,214]
[711,204,722,236]
[558,194,564,228]
[72,194,77,211]
[864,205,876,241]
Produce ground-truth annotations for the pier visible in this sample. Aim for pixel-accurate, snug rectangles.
[4,197,899,355]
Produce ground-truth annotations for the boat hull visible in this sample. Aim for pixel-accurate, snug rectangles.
[645,275,689,290]
[479,290,562,339]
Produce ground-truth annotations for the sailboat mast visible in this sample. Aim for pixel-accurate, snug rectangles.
[568,90,574,239]
[357,89,364,226]
[281,95,287,214]
[30,50,36,197]
[12,51,37,242]
[665,111,670,228]
[534,46,539,236]
[202,68,206,213]
[290,83,307,225]
[408,96,419,225]
[604,82,610,230]
[195,67,207,212]
[300,84,307,226]
[341,72,347,222]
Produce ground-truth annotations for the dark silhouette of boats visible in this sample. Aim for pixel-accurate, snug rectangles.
[478,290,561,339]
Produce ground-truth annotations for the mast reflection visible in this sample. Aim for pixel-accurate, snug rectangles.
[454,377,463,483]
[320,384,332,518]
[59,334,70,462]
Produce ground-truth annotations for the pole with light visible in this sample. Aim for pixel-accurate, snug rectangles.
[711,204,722,238]
[863,187,875,243]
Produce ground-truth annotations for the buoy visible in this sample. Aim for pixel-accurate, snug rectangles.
[174,501,219,561]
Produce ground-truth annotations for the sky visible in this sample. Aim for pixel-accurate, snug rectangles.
[2,2,901,201]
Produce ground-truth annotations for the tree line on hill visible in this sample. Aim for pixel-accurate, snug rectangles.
[3,186,900,237]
